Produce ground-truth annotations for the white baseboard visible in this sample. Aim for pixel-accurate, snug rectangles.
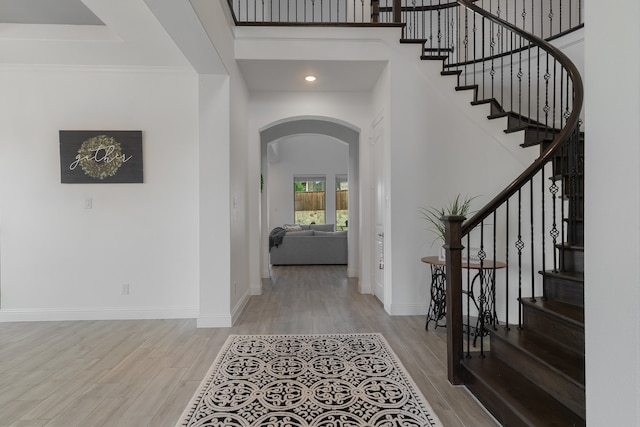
[358,280,372,294]
[0,307,198,323]
[231,291,250,325]
[197,314,233,328]
[388,303,428,316]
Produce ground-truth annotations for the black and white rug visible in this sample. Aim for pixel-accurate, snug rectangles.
[177,333,443,427]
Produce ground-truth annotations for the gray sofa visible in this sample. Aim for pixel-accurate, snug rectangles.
[269,224,348,265]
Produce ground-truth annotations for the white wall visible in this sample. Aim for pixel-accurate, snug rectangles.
[0,0,245,326]
[0,65,200,320]
[189,0,251,326]
[267,135,348,229]
[584,0,640,424]
[380,39,538,315]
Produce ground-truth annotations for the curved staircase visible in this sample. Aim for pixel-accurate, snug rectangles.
[406,1,585,425]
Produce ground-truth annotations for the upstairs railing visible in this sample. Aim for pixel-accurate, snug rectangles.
[375,0,583,41]
[227,0,583,42]
[228,0,373,23]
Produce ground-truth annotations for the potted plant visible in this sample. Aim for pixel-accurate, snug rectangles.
[420,194,477,260]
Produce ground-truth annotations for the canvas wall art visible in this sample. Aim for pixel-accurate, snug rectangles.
[59,130,143,183]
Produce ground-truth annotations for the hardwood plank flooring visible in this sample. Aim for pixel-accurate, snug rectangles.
[0,265,499,426]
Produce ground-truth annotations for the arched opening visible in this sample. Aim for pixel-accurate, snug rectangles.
[259,116,360,285]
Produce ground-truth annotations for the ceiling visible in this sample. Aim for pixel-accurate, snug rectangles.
[0,0,103,25]
[237,59,386,92]
[0,0,385,92]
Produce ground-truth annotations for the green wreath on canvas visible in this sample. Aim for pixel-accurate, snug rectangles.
[77,135,124,180]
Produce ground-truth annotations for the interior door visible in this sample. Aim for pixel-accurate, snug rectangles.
[372,117,385,303]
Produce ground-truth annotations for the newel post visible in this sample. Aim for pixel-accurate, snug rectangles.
[393,0,401,23]
[371,0,380,22]
[442,215,465,385]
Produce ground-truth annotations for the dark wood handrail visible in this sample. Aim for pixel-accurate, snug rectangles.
[379,1,461,13]
[456,0,584,236]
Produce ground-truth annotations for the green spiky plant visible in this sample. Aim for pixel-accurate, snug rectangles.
[419,194,477,245]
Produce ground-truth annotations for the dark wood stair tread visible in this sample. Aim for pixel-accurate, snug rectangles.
[556,243,584,251]
[420,54,449,60]
[424,47,454,53]
[456,84,477,91]
[462,355,586,427]
[491,328,585,385]
[471,98,496,106]
[541,270,584,283]
[521,298,584,325]
[504,124,530,134]
[399,38,428,44]
[488,112,509,119]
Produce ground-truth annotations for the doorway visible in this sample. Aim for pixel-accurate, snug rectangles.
[371,114,385,304]
[259,116,361,286]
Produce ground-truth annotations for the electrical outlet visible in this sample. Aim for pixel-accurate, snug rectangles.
[121,283,130,295]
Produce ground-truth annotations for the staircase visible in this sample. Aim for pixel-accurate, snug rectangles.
[458,100,585,426]
[403,2,585,425]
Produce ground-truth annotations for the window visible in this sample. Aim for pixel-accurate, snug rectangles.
[294,176,325,224]
[336,174,348,230]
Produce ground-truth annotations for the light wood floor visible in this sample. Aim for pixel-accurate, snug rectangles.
[0,265,499,427]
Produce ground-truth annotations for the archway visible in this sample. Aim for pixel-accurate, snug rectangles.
[259,116,360,283]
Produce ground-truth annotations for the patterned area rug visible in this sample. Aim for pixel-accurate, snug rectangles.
[176,333,443,427]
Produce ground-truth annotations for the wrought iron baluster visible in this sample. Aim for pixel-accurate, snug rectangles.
[529,177,535,301]
[517,35,523,119]
[479,221,486,356]
[550,176,560,273]
[448,5,454,66]
[510,1,515,113]
[463,9,469,87]
[498,2,504,109]
[541,0,544,38]
[553,57,557,131]
[549,0,554,39]
[579,0,583,26]
[536,46,540,126]
[481,16,485,101]
[491,211,497,331]
[541,159,547,299]
[504,199,510,331]
[527,40,532,124]
[465,233,472,357]
[560,116,567,271]
[472,11,477,87]
[422,0,426,41]
[490,16,495,100]
[437,3,442,51]
[516,189,524,328]
[544,53,551,132]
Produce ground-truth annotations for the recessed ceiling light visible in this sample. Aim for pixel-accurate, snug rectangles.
[305,75,317,82]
